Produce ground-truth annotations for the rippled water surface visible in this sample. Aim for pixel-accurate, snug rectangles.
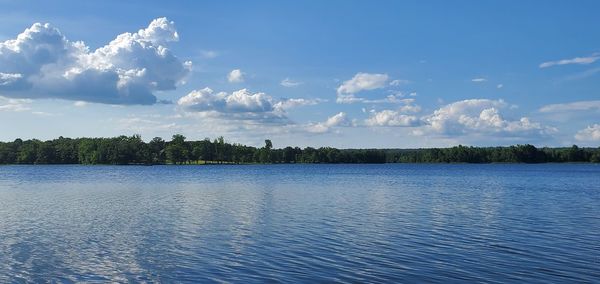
[0,164,599,283]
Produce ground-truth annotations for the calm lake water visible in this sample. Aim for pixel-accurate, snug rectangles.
[0,164,598,283]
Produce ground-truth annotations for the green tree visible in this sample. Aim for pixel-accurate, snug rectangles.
[166,134,189,164]
[78,139,99,164]
[18,140,39,164]
[259,139,273,163]
[148,137,166,164]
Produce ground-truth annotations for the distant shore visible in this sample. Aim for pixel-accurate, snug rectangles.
[1,135,599,165]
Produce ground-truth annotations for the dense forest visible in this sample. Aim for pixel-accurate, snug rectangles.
[0,135,599,165]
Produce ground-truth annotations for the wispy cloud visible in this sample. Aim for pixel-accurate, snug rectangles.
[389,79,409,86]
[274,98,324,110]
[361,94,420,107]
[116,116,183,133]
[0,97,31,112]
[199,50,219,59]
[32,111,58,117]
[539,54,600,68]
[539,100,600,113]
[280,78,302,87]
[471,78,487,82]
[562,67,600,81]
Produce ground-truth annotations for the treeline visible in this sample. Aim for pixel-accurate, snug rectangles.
[0,135,598,165]
[384,144,600,163]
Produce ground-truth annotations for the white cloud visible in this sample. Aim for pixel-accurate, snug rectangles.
[280,78,302,87]
[337,73,389,94]
[337,72,388,103]
[273,98,324,111]
[389,79,409,86]
[539,100,600,113]
[575,124,600,142]
[471,78,487,82]
[336,94,364,104]
[178,87,322,125]
[0,104,28,112]
[178,88,273,113]
[31,111,57,116]
[0,97,31,112]
[73,101,88,107]
[0,18,191,105]
[325,112,348,126]
[497,84,503,89]
[227,69,245,83]
[365,110,419,127]
[306,112,348,134]
[540,54,600,68]
[421,99,554,137]
[362,94,420,105]
[0,72,23,86]
[135,18,179,44]
[398,102,421,113]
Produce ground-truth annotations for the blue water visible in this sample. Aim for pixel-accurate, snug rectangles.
[0,164,598,283]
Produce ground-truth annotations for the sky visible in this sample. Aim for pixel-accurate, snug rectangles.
[0,0,599,148]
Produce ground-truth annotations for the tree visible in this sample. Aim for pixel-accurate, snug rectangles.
[36,141,56,164]
[78,139,99,164]
[149,137,166,164]
[0,135,599,165]
[18,140,39,164]
[567,145,584,162]
[215,136,225,163]
[166,134,189,164]
[259,139,273,163]
[591,148,600,163]
[282,147,295,163]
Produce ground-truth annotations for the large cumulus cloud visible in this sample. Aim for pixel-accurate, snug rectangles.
[178,88,274,113]
[575,124,600,142]
[420,99,555,137]
[177,87,327,128]
[0,18,191,105]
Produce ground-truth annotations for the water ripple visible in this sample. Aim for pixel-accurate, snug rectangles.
[0,164,598,282]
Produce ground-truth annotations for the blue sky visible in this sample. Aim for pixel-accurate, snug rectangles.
[0,0,599,148]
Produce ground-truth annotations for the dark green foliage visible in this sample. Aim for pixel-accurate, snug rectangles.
[0,136,598,164]
[259,139,273,163]
[148,137,166,164]
[165,134,189,164]
[385,144,599,164]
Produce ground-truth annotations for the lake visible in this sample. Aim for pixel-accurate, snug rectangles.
[0,164,598,283]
